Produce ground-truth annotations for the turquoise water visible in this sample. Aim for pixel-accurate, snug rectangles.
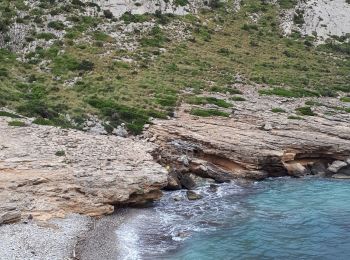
[116,178,350,260]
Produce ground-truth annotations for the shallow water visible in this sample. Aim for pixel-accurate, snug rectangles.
[115,178,350,260]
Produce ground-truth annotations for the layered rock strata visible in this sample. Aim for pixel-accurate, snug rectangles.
[148,86,350,182]
[0,117,167,224]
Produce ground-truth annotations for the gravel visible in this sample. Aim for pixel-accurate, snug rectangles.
[0,214,92,260]
[75,209,129,260]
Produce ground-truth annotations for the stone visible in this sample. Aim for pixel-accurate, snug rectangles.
[310,161,328,176]
[262,123,273,131]
[178,155,190,166]
[0,209,21,225]
[173,195,182,201]
[338,165,350,176]
[284,163,310,177]
[165,172,182,190]
[209,184,218,192]
[186,191,202,200]
[179,174,196,190]
[113,124,128,137]
[327,161,348,174]
[332,174,350,179]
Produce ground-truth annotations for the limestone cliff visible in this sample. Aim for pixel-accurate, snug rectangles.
[0,117,167,224]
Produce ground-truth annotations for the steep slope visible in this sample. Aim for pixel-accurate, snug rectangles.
[0,0,349,135]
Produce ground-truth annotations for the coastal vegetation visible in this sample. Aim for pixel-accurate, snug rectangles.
[0,0,349,132]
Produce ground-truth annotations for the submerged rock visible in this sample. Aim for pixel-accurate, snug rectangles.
[186,191,202,200]
[209,184,219,192]
[332,174,350,179]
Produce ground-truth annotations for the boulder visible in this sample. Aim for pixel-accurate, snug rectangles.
[327,161,348,174]
[338,165,350,176]
[179,174,196,190]
[0,209,21,225]
[284,163,310,177]
[165,172,182,190]
[186,191,202,200]
[310,161,327,176]
[209,184,218,192]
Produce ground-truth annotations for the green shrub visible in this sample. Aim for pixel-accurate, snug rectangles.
[55,150,65,156]
[259,87,319,98]
[0,68,8,77]
[340,96,350,102]
[140,26,167,47]
[271,108,286,113]
[278,0,297,9]
[174,0,189,6]
[86,96,156,134]
[32,118,55,126]
[187,96,231,108]
[318,42,350,55]
[37,33,57,41]
[103,9,114,19]
[8,120,26,127]
[296,106,315,116]
[155,94,177,107]
[48,21,65,30]
[190,108,229,117]
[0,111,21,118]
[92,31,110,41]
[288,115,304,120]
[121,12,150,24]
[230,96,246,101]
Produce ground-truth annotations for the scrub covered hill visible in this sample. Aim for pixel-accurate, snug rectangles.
[0,0,349,133]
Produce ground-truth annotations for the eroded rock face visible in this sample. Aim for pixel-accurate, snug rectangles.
[0,118,167,224]
[92,0,205,18]
[149,85,350,181]
[280,0,350,41]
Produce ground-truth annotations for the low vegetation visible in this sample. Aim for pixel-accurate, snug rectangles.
[295,106,315,116]
[0,0,349,133]
[271,108,286,113]
[8,120,25,127]
[190,108,230,117]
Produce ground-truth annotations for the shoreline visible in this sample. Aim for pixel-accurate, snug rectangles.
[0,214,92,260]
[74,209,130,260]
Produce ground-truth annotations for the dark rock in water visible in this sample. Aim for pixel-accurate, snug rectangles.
[179,174,196,190]
[176,231,190,238]
[209,184,218,192]
[173,195,182,201]
[284,163,310,177]
[165,172,182,190]
[311,161,327,176]
[186,191,202,200]
[338,165,350,176]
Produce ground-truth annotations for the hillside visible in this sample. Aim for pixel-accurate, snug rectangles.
[0,0,349,134]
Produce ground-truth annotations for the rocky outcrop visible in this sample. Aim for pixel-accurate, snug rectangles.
[280,0,350,41]
[148,85,350,181]
[91,0,205,18]
[0,117,167,224]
